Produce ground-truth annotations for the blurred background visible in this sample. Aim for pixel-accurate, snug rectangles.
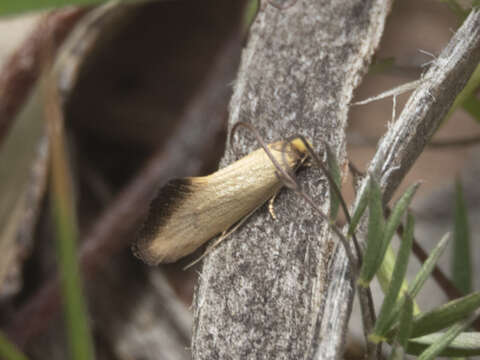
[0,0,478,358]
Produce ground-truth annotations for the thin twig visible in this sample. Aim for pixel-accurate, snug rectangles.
[232,122,381,358]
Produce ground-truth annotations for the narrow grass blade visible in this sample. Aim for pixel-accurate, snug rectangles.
[371,212,414,341]
[407,331,480,357]
[0,331,28,360]
[416,314,479,360]
[375,183,419,274]
[387,295,413,360]
[369,57,395,75]
[347,180,369,238]
[448,63,480,123]
[45,76,95,360]
[325,145,341,221]
[358,179,385,287]
[410,292,480,338]
[379,233,450,336]
[409,232,450,298]
[452,178,472,295]
[387,344,404,360]
[0,0,107,16]
[243,0,259,31]
[384,233,450,335]
[462,95,480,122]
[396,296,414,348]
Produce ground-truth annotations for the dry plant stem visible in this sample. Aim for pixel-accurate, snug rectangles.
[0,7,89,146]
[279,136,378,357]
[192,1,393,359]
[360,9,480,202]
[343,5,480,352]
[289,184,378,358]
[6,21,243,347]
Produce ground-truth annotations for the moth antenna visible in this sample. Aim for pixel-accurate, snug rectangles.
[232,123,360,269]
[281,136,364,265]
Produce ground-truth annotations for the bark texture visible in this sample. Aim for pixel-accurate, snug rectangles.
[192,1,392,359]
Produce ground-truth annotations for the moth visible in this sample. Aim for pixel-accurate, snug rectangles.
[132,137,309,266]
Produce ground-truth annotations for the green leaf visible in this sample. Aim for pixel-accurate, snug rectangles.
[387,296,413,360]
[45,77,95,360]
[325,145,342,221]
[348,180,369,238]
[0,0,109,16]
[0,331,28,360]
[437,0,469,21]
[243,0,259,32]
[410,292,480,338]
[407,331,480,357]
[462,95,480,123]
[376,183,419,276]
[445,63,480,124]
[369,57,395,75]
[383,233,450,335]
[387,344,404,360]
[452,178,472,295]
[416,315,479,359]
[358,178,385,287]
[396,296,414,348]
[409,232,450,298]
[372,212,414,339]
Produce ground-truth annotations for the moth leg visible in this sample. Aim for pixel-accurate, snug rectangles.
[183,203,263,270]
[268,191,280,220]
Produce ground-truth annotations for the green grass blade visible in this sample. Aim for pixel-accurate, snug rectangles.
[407,331,480,357]
[387,296,413,360]
[372,212,414,340]
[0,0,109,16]
[410,292,480,338]
[409,232,450,298]
[387,344,404,360]
[243,0,259,32]
[325,145,341,221]
[0,331,28,360]
[375,183,419,274]
[438,0,469,21]
[416,315,479,360]
[462,95,480,122]
[452,178,472,295]
[444,62,480,124]
[369,57,395,75]
[358,178,385,287]
[383,233,450,336]
[347,179,369,238]
[46,77,95,360]
[396,296,414,348]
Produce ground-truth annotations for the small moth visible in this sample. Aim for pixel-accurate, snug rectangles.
[132,138,309,266]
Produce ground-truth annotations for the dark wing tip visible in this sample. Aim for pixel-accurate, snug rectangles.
[131,178,194,265]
